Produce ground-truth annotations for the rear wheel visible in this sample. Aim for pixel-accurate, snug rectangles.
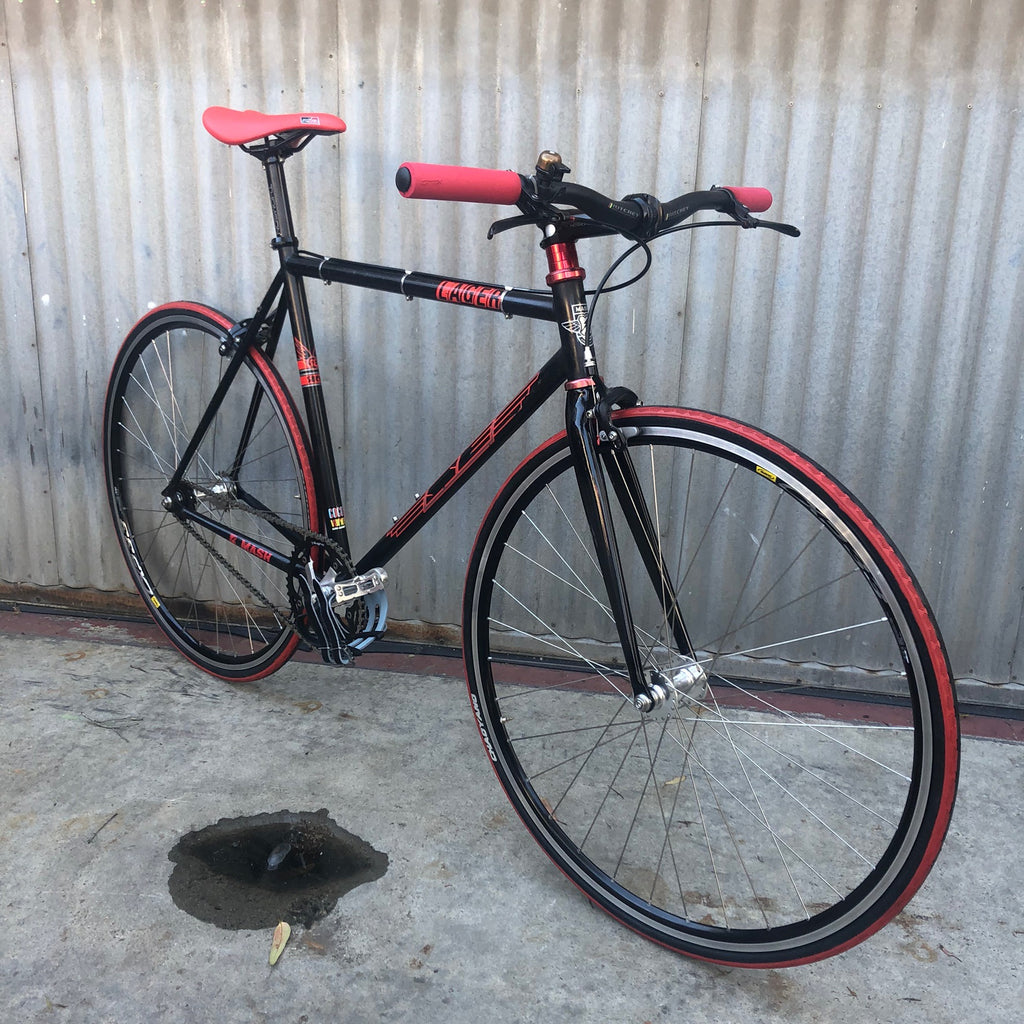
[103,303,317,681]
[463,406,959,967]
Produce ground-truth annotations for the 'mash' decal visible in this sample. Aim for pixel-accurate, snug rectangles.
[229,532,273,563]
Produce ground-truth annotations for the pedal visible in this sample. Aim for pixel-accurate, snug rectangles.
[332,568,388,606]
[333,567,389,655]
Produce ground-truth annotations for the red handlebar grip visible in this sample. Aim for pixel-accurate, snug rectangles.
[723,187,773,213]
[396,162,523,205]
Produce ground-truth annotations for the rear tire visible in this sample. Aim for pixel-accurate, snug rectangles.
[103,303,318,681]
[463,406,959,967]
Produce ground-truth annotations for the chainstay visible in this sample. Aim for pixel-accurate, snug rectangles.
[177,505,355,648]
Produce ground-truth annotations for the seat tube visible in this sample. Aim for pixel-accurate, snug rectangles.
[545,237,650,705]
[264,155,350,554]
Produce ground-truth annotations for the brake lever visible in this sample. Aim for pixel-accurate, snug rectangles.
[722,196,802,237]
[487,214,538,239]
[716,189,800,237]
[751,218,801,237]
[487,211,620,241]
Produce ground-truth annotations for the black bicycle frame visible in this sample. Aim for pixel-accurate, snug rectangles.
[169,146,682,703]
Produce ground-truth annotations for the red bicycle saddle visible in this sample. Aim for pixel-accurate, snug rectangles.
[202,106,346,145]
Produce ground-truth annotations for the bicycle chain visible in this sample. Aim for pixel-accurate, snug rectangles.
[178,504,361,652]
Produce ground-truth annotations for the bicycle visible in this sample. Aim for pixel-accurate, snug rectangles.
[102,105,960,968]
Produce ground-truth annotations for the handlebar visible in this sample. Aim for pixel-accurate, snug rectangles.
[395,160,799,240]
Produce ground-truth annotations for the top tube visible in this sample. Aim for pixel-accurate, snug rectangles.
[285,252,559,322]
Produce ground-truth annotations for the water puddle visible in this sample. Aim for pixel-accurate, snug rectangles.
[167,808,387,930]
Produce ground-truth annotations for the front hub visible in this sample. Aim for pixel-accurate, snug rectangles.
[635,657,709,719]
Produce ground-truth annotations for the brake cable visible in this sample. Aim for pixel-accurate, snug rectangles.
[584,220,744,349]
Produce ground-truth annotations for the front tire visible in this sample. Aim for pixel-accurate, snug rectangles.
[463,406,959,967]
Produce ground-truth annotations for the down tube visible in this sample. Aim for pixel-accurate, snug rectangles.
[354,351,566,574]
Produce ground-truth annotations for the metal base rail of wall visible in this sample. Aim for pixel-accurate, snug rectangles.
[1,583,1022,726]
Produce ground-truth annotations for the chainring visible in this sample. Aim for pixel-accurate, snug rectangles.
[286,539,370,653]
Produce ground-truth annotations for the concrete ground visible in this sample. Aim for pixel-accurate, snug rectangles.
[1,609,1022,1024]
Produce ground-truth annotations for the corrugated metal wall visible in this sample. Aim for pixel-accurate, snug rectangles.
[1,0,1021,697]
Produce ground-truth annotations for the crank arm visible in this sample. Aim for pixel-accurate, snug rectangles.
[295,562,353,665]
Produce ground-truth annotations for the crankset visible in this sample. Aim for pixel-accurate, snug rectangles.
[286,539,389,665]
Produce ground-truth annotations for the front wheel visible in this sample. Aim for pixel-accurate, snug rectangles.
[463,406,959,967]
